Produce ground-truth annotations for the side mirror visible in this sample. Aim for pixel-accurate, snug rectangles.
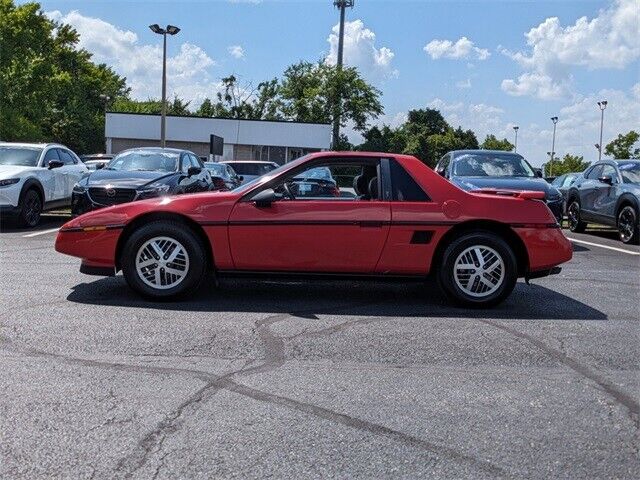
[598,175,613,185]
[251,188,282,208]
[535,169,543,178]
[48,160,64,169]
[96,163,105,170]
[187,166,202,176]
[238,175,244,182]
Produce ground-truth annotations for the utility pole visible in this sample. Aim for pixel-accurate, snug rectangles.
[513,126,519,153]
[549,116,558,177]
[597,100,607,160]
[332,1,354,150]
[149,24,181,148]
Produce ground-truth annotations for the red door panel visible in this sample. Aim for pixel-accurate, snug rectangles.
[228,200,391,272]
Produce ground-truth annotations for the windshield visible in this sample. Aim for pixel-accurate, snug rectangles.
[0,147,42,167]
[454,153,535,177]
[226,162,276,176]
[204,163,229,178]
[293,167,333,181]
[619,162,640,184]
[106,151,179,172]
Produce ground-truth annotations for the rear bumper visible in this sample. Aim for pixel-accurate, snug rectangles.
[514,226,573,272]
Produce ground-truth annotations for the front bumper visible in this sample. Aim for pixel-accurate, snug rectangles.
[546,198,564,223]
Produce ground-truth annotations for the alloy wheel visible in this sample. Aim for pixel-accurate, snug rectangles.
[618,206,636,243]
[567,202,580,230]
[454,246,505,298]
[24,193,41,227]
[135,236,190,290]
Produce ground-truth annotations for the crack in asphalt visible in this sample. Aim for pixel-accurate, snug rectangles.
[478,319,640,428]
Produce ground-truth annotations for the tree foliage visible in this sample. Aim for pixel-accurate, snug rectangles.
[546,154,591,176]
[480,134,514,151]
[357,108,478,166]
[604,130,640,159]
[0,0,128,153]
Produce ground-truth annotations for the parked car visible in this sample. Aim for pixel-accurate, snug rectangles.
[81,153,114,171]
[550,172,581,206]
[288,166,340,198]
[566,159,640,244]
[56,151,572,307]
[204,162,243,190]
[435,150,564,222]
[221,161,278,185]
[0,142,88,227]
[71,147,213,216]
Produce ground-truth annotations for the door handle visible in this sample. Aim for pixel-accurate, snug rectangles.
[359,221,384,228]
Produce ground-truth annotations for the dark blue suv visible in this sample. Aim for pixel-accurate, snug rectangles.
[566,159,640,244]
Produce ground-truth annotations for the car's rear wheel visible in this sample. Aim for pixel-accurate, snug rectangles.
[121,221,207,299]
[617,205,639,245]
[18,189,42,228]
[438,232,517,307]
[567,200,586,233]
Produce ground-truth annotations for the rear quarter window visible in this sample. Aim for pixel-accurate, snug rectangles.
[390,161,430,201]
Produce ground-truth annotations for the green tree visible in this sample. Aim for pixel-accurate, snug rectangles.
[111,96,191,115]
[0,0,127,153]
[604,131,640,159]
[480,134,514,151]
[546,154,591,176]
[280,61,383,131]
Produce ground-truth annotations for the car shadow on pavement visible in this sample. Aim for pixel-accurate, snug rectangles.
[67,276,607,321]
[0,213,69,233]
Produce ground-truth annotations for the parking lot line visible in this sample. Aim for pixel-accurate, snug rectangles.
[567,237,640,256]
[22,228,60,238]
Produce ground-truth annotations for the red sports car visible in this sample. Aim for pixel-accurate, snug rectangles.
[55,152,572,307]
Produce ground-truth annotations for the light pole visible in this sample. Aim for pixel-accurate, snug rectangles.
[99,94,111,153]
[149,24,181,148]
[546,151,555,177]
[332,1,354,150]
[597,100,607,160]
[549,116,558,177]
[513,125,519,153]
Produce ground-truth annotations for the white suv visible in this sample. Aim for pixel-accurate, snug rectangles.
[0,142,88,227]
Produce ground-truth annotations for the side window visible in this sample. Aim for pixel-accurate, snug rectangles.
[600,164,617,181]
[181,154,194,172]
[57,149,75,165]
[190,154,203,168]
[389,160,430,201]
[586,165,603,180]
[551,175,564,187]
[274,162,378,201]
[562,175,576,187]
[42,149,59,166]
[436,154,450,177]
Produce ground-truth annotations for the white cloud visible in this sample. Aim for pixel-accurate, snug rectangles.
[326,19,397,80]
[46,10,220,106]
[456,78,472,89]
[423,37,490,61]
[228,45,245,59]
[501,0,640,99]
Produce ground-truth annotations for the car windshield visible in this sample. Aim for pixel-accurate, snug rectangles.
[204,163,229,178]
[293,167,333,181]
[618,162,640,184]
[0,146,43,167]
[105,151,179,172]
[227,162,276,176]
[454,153,535,177]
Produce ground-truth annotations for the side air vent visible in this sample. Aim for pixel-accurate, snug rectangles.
[410,231,433,244]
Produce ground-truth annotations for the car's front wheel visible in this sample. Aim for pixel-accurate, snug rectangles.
[567,200,586,233]
[617,205,639,245]
[438,232,517,307]
[18,189,42,228]
[121,221,208,299]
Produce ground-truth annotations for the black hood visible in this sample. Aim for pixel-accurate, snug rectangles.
[451,176,560,198]
[81,169,175,189]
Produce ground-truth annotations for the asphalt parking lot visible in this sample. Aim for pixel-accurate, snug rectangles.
[1,214,639,479]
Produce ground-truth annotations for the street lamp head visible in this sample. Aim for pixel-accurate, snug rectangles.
[166,25,180,35]
[149,24,164,34]
[334,0,355,7]
[551,116,558,123]
[513,125,519,131]
[597,100,608,109]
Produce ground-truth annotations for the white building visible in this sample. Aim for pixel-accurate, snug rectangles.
[105,112,331,163]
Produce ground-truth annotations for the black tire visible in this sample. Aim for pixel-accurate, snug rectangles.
[121,221,208,299]
[18,189,42,228]
[567,199,587,233]
[617,205,639,245]
[438,231,518,308]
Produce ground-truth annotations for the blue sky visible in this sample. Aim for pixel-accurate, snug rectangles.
[32,0,640,165]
